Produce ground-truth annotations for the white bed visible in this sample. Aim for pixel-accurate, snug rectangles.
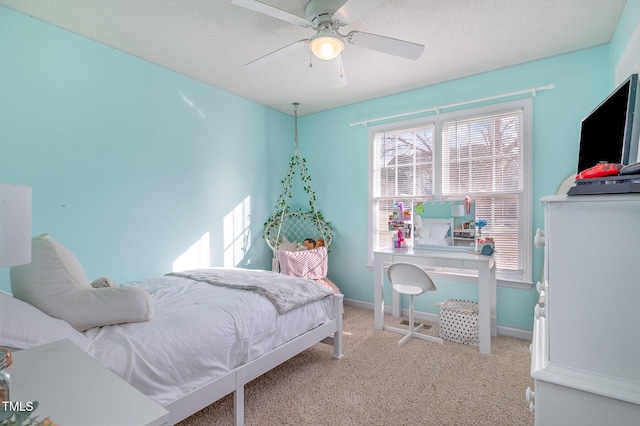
[2,235,343,426]
[89,272,343,425]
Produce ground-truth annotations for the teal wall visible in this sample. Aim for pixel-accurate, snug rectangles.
[2,3,639,332]
[0,6,292,290]
[610,0,640,83]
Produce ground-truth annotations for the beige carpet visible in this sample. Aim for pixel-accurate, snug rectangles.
[178,305,535,426]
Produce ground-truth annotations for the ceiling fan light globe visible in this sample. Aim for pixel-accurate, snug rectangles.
[310,36,345,60]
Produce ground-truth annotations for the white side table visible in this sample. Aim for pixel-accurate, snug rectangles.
[7,339,170,426]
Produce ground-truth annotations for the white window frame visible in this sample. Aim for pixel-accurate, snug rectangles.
[367,98,533,289]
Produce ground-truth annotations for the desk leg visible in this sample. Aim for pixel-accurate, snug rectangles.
[490,262,497,337]
[392,288,401,318]
[373,255,384,330]
[478,262,496,354]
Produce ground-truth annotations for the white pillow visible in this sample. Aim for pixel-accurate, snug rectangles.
[10,234,154,331]
[278,235,298,252]
[0,291,95,355]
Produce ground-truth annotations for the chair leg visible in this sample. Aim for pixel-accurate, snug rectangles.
[396,295,443,346]
[409,295,414,331]
[398,330,412,346]
[398,295,415,347]
[384,293,443,346]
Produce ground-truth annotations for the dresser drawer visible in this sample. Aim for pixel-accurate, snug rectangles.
[533,379,640,426]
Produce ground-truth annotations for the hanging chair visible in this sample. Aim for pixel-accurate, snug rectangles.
[264,103,333,272]
[264,211,333,253]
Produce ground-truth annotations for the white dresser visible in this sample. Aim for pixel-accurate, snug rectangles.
[527,194,640,425]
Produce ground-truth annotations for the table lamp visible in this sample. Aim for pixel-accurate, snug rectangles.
[451,202,465,229]
[0,183,32,268]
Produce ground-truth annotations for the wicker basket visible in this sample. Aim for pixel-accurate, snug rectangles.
[438,299,480,346]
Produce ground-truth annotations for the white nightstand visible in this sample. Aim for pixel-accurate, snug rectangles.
[7,339,170,426]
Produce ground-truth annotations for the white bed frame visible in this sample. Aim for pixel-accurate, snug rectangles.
[164,293,344,426]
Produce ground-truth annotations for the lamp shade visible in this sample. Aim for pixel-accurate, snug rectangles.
[0,184,32,267]
[309,34,345,60]
[451,203,465,217]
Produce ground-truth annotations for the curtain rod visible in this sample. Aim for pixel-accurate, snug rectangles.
[349,83,555,127]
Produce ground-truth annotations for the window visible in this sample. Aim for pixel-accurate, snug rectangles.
[368,99,532,285]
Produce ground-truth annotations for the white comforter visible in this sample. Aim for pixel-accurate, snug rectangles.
[83,274,336,406]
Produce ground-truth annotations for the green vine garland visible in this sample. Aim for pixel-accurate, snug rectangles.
[263,149,333,249]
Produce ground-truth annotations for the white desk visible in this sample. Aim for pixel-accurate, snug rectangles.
[8,339,170,426]
[373,247,497,354]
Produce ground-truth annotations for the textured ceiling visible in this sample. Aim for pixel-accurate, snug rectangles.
[0,0,627,116]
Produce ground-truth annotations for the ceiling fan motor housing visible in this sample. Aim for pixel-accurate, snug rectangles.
[305,0,344,29]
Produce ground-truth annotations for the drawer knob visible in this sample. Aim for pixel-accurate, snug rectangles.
[536,280,547,294]
[534,304,546,319]
[525,387,536,403]
[534,228,546,248]
[525,387,536,412]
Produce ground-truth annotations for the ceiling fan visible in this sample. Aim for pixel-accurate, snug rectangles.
[231,0,425,88]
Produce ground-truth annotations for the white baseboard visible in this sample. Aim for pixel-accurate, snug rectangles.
[343,297,533,341]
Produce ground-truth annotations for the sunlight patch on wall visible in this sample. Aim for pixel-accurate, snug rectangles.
[172,232,210,272]
[224,196,251,267]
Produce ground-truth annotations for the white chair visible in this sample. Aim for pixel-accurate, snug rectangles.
[384,262,444,347]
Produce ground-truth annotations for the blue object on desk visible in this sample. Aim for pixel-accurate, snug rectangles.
[481,244,494,255]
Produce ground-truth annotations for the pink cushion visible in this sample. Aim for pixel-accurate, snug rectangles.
[279,247,328,280]
[313,277,341,294]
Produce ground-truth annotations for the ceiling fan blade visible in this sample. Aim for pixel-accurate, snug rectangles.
[329,57,347,89]
[246,40,309,68]
[346,31,425,60]
[231,0,310,27]
[333,0,385,25]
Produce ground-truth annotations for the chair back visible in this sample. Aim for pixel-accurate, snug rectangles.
[387,262,437,293]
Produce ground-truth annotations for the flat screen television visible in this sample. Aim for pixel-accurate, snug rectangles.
[577,73,640,173]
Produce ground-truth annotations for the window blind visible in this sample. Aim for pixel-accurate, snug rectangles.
[442,109,524,273]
